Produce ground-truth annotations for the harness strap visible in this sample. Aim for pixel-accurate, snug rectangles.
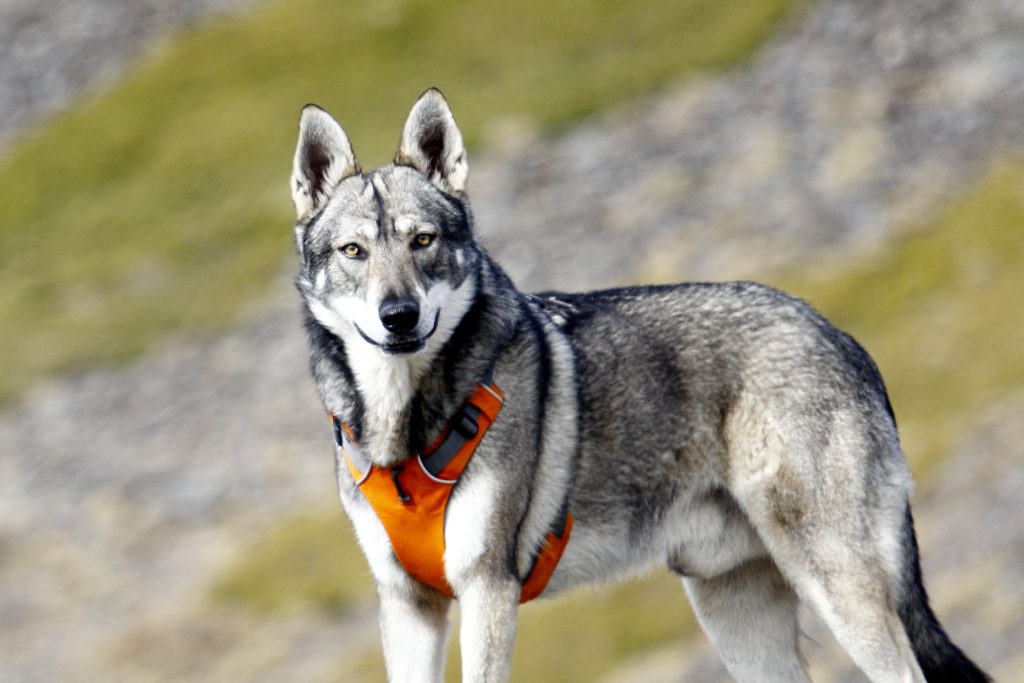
[520,507,573,603]
[420,403,482,477]
[330,377,572,603]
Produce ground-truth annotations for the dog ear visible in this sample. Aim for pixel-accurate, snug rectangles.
[291,105,360,220]
[394,88,468,194]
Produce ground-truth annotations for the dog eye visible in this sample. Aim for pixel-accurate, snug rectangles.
[413,233,436,249]
[339,243,364,259]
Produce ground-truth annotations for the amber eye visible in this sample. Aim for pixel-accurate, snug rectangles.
[413,233,436,248]
[339,243,364,259]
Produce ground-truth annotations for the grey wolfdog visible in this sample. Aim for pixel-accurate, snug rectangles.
[289,89,989,683]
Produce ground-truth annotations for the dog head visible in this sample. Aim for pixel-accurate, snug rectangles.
[291,89,479,357]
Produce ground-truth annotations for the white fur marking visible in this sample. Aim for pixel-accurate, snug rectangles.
[394,216,414,235]
[444,470,499,589]
[395,216,434,237]
[421,274,477,359]
[338,488,404,587]
[339,440,370,485]
[307,274,478,466]
[352,219,379,243]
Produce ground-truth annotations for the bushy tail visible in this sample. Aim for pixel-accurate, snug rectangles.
[897,506,991,682]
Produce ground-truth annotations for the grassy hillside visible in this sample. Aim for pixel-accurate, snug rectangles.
[780,160,1024,475]
[0,0,805,403]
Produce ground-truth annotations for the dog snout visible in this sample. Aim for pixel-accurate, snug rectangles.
[379,298,420,334]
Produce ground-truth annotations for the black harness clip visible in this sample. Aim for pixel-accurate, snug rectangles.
[455,408,480,439]
[390,466,412,503]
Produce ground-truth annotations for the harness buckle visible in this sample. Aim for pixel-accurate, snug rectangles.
[454,410,479,439]
[390,466,412,503]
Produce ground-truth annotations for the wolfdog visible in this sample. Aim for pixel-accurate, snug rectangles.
[289,89,989,683]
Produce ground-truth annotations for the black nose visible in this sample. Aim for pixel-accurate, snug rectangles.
[379,298,420,334]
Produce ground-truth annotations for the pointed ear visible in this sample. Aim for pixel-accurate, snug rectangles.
[394,88,468,194]
[291,104,360,220]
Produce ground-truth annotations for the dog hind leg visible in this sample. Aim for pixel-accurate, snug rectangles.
[726,407,926,683]
[770,552,924,683]
[683,557,811,683]
[740,494,926,682]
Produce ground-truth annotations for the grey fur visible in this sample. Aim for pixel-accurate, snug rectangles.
[290,89,989,683]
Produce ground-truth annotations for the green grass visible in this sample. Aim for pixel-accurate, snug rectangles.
[486,574,695,683]
[777,160,1024,474]
[338,572,695,683]
[0,0,807,403]
[211,513,374,615]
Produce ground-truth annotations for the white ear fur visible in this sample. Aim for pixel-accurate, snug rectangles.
[291,105,360,220]
[394,88,468,194]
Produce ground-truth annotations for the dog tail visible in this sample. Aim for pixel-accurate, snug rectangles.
[896,505,991,682]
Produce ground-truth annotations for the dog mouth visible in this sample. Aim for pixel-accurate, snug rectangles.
[354,311,440,355]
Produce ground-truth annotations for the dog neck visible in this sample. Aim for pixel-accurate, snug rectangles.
[308,258,520,468]
[343,338,432,465]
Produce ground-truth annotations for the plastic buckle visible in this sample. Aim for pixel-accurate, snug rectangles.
[390,466,412,503]
[454,410,479,439]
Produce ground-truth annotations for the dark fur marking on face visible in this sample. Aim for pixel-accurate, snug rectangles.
[304,311,365,440]
[416,217,458,286]
[369,174,394,244]
[439,296,489,389]
[302,236,335,277]
[302,205,327,232]
[445,196,472,240]
[297,208,329,267]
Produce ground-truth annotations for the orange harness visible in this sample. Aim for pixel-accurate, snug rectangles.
[331,380,573,603]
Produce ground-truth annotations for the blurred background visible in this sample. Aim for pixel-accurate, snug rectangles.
[1,0,1022,681]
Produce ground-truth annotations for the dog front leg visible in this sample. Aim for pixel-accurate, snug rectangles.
[458,576,520,683]
[378,582,452,683]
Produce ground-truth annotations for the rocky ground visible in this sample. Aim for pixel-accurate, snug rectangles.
[471,0,1024,291]
[0,0,257,147]
[2,0,1023,681]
